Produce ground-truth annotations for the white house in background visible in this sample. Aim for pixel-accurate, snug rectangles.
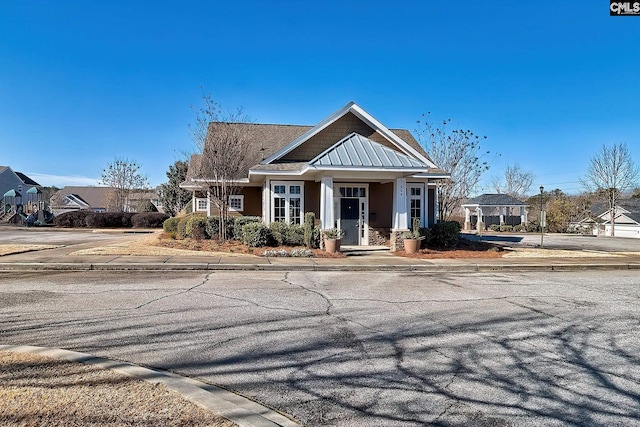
[461,193,529,231]
[575,200,640,238]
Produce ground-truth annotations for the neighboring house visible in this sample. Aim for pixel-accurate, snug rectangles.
[1,166,42,219]
[51,186,162,214]
[461,194,529,231]
[574,199,640,238]
[50,186,113,214]
[181,102,449,250]
[128,188,163,213]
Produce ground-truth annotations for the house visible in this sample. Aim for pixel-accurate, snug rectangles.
[51,186,163,214]
[50,186,113,214]
[1,166,42,219]
[461,193,529,231]
[574,199,640,238]
[181,102,449,250]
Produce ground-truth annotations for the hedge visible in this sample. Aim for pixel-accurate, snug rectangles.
[427,221,461,248]
[132,212,169,228]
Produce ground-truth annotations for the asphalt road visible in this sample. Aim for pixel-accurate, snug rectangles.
[2,269,639,426]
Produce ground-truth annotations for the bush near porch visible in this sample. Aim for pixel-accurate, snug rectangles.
[162,212,321,249]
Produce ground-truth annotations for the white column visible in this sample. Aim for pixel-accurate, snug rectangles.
[476,207,484,231]
[423,182,429,227]
[320,176,334,229]
[262,179,271,225]
[521,207,527,226]
[393,178,408,230]
[206,189,211,217]
[464,207,471,230]
[499,207,505,225]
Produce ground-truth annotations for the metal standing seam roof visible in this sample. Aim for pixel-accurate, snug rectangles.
[311,133,428,169]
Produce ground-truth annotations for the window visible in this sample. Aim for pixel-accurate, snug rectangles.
[408,184,424,227]
[196,198,208,212]
[271,181,304,224]
[338,186,366,198]
[229,195,244,212]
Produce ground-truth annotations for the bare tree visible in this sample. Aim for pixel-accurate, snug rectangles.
[491,163,534,198]
[100,158,150,212]
[416,113,492,221]
[581,142,639,236]
[190,93,256,240]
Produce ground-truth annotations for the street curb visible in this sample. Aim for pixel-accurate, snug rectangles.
[0,262,639,272]
[0,345,300,427]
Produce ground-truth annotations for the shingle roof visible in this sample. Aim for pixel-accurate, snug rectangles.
[15,172,40,186]
[188,121,432,179]
[463,193,528,206]
[51,186,112,208]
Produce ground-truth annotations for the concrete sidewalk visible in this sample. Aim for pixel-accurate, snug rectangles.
[1,239,639,272]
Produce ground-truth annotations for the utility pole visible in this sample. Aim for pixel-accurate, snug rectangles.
[539,185,545,248]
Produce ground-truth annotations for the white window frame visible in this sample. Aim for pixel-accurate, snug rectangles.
[228,195,244,212]
[407,183,425,228]
[270,181,304,225]
[334,183,369,245]
[196,198,208,212]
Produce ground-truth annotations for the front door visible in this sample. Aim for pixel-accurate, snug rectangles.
[340,198,359,245]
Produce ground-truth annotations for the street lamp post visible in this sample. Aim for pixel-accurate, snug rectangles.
[539,185,544,248]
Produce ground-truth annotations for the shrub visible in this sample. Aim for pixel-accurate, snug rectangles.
[526,221,541,233]
[304,212,315,248]
[136,200,158,213]
[204,216,237,240]
[132,212,169,228]
[54,210,91,228]
[269,221,287,246]
[163,217,181,233]
[427,221,461,249]
[232,216,262,240]
[176,216,189,239]
[83,212,135,228]
[263,248,313,257]
[513,224,525,232]
[242,222,271,247]
[500,225,514,232]
[185,216,208,240]
[489,224,501,232]
[285,224,305,246]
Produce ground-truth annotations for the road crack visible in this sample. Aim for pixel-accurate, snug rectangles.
[134,273,213,309]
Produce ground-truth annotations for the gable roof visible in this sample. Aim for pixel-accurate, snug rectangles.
[310,133,428,169]
[462,193,528,207]
[51,186,112,208]
[186,103,445,182]
[262,102,435,167]
[15,171,40,186]
[0,166,40,187]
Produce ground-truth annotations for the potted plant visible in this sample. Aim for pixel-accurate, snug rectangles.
[324,227,344,253]
[402,218,424,254]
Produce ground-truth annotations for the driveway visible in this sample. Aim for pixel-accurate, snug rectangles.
[2,269,639,426]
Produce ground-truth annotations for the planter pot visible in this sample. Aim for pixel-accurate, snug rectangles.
[325,238,340,253]
[403,238,420,254]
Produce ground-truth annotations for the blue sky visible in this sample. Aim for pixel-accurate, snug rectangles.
[1,1,638,195]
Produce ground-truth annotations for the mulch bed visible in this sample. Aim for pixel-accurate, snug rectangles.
[156,233,503,259]
[156,236,346,258]
[395,240,506,259]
